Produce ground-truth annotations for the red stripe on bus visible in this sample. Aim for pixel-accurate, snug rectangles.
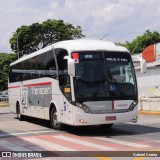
[8,85,20,89]
[24,82,51,87]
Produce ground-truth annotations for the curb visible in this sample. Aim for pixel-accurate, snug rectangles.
[139,110,160,115]
[0,105,9,108]
[0,106,9,108]
[0,102,9,108]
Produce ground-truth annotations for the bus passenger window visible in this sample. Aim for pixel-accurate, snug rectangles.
[23,73,30,80]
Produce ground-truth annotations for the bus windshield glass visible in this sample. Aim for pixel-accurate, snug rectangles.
[73,51,137,103]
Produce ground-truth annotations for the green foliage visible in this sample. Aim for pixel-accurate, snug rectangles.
[0,53,17,91]
[124,30,160,54]
[10,19,85,57]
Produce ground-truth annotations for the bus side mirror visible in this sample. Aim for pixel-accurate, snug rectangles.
[140,59,147,74]
[64,56,75,77]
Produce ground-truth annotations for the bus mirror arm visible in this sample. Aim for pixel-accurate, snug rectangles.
[63,56,75,77]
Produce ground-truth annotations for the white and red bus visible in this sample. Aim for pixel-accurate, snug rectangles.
[8,40,138,130]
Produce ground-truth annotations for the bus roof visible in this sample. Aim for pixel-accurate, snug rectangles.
[10,39,129,66]
[54,39,128,52]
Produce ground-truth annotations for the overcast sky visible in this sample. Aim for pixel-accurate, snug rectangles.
[1,0,160,53]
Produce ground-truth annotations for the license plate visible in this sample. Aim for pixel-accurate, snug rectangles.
[106,116,116,121]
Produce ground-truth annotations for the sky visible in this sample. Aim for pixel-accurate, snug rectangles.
[0,0,160,53]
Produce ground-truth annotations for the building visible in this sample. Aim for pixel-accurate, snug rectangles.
[132,43,160,112]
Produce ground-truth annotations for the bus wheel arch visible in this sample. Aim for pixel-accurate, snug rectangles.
[49,103,63,130]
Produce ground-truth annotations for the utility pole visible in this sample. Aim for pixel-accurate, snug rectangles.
[100,33,109,40]
[13,32,19,59]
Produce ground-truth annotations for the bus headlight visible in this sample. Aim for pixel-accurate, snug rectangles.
[129,100,138,111]
[76,103,92,113]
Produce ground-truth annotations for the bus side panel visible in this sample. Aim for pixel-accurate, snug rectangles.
[19,78,62,121]
[8,82,21,113]
[43,79,61,120]
[44,80,74,125]
[61,97,74,125]
[44,80,65,121]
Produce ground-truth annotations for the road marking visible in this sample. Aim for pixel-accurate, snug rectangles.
[130,136,160,143]
[53,135,114,150]
[15,128,42,136]
[94,137,150,148]
[0,140,31,151]
[24,138,76,151]
[0,130,54,138]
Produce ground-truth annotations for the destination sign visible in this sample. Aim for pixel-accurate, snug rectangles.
[106,58,128,62]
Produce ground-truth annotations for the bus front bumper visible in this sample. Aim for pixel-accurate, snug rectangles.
[73,107,138,126]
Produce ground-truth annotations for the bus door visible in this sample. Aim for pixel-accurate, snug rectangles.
[60,94,73,125]
[59,75,73,125]
[59,95,65,123]
[56,48,73,124]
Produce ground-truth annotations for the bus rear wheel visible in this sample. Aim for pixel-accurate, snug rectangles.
[17,103,24,121]
[50,109,63,130]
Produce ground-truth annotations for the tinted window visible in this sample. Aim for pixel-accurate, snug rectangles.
[9,50,57,83]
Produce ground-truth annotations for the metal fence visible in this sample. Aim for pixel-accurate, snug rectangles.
[0,96,8,102]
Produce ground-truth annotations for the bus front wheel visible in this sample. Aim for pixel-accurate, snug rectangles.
[50,109,63,130]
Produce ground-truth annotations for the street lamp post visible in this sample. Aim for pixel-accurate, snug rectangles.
[100,33,109,40]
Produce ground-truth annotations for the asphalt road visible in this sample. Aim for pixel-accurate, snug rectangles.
[0,107,160,160]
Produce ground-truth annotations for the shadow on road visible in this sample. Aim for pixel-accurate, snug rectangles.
[1,107,160,138]
[65,123,160,137]
[17,115,160,138]
[20,116,51,128]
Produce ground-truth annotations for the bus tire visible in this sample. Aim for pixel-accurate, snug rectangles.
[17,103,24,121]
[50,109,63,130]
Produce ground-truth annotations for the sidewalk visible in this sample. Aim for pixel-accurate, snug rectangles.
[139,110,160,115]
[0,102,9,108]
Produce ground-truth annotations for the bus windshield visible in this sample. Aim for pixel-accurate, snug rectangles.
[74,51,137,103]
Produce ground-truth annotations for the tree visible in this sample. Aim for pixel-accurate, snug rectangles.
[124,30,160,54]
[0,53,17,91]
[10,19,85,57]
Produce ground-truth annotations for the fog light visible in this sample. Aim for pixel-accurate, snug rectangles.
[131,116,138,123]
[79,119,88,123]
